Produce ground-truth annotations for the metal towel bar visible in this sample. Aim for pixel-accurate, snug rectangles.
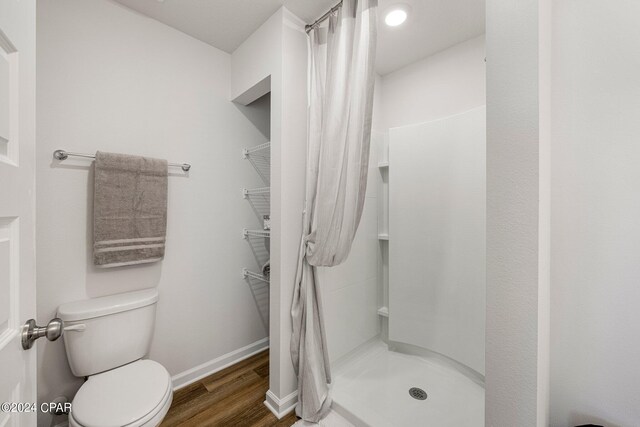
[53,149,191,172]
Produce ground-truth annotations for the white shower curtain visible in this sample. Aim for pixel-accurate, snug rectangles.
[291,0,377,421]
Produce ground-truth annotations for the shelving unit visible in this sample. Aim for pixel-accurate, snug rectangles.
[242,142,271,285]
[377,132,390,339]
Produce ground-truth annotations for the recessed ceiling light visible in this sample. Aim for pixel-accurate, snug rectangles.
[385,8,408,27]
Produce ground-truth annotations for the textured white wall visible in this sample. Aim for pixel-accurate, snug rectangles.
[485,0,550,425]
[550,1,640,425]
[36,0,269,424]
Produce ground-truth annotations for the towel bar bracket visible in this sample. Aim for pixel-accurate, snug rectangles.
[53,149,69,161]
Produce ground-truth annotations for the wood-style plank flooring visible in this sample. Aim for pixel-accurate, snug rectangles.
[161,350,299,427]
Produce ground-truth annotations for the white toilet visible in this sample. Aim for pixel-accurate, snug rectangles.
[57,289,173,427]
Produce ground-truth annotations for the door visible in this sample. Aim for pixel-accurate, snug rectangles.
[0,0,37,425]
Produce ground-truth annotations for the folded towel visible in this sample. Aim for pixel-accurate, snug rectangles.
[262,260,270,278]
[93,151,168,268]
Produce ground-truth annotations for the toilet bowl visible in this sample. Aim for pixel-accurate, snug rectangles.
[68,360,173,427]
[58,289,172,427]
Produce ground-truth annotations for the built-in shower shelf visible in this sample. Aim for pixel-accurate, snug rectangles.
[242,142,271,158]
[378,233,389,240]
[242,268,270,283]
[242,187,270,198]
[243,229,270,239]
[378,161,389,168]
[377,306,389,317]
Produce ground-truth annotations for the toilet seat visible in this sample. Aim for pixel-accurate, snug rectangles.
[69,359,173,427]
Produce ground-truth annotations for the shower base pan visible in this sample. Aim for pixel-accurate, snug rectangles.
[331,339,484,427]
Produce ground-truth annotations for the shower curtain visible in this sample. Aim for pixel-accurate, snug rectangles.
[290,0,377,421]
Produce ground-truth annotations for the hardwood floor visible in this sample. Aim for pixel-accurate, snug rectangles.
[161,350,299,427]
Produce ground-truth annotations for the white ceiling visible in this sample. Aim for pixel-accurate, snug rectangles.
[113,0,485,75]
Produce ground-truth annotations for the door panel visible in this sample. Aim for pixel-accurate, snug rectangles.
[0,0,37,425]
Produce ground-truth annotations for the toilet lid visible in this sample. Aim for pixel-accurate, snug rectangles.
[72,359,171,427]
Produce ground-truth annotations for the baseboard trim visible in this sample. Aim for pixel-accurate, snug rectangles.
[264,389,298,419]
[171,337,269,390]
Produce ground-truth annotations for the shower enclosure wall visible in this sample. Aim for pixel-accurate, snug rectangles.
[325,35,487,427]
[389,106,486,377]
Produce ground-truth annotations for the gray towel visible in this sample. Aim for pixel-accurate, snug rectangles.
[93,151,168,268]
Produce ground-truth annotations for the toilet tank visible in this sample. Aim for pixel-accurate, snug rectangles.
[57,289,159,377]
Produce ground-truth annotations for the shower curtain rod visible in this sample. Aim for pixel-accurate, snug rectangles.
[305,0,343,33]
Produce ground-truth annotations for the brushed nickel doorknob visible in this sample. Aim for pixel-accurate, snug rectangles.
[21,318,64,350]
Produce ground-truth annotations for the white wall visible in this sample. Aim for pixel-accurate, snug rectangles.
[550,1,640,425]
[485,0,550,424]
[230,8,308,415]
[36,0,270,424]
[381,35,486,129]
[273,8,308,410]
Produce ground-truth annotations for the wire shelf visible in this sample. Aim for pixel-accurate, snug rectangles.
[243,187,270,199]
[243,186,270,222]
[242,268,270,283]
[242,142,271,158]
[243,229,270,239]
[243,142,270,185]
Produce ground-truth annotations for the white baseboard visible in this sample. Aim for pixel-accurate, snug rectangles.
[171,337,269,390]
[264,389,298,419]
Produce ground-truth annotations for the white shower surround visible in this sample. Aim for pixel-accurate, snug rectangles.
[388,106,486,376]
[324,35,486,364]
[324,35,487,426]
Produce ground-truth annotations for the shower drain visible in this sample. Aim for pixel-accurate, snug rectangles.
[409,387,428,400]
